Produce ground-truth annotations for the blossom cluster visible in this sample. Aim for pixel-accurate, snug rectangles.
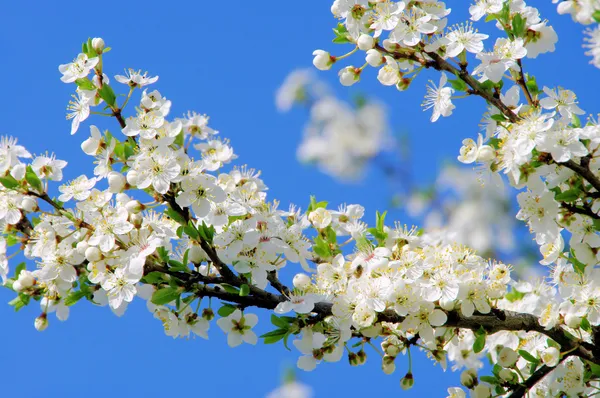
[2,3,600,394]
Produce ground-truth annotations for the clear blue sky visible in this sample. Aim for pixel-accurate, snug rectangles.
[0,1,597,397]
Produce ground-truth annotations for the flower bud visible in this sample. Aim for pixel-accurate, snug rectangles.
[108,172,126,193]
[126,170,139,186]
[293,273,311,290]
[384,343,400,357]
[125,200,143,214]
[189,245,206,264]
[357,34,375,51]
[12,280,23,292]
[365,49,384,67]
[477,145,496,162]
[35,314,48,331]
[21,196,38,212]
[16,270,35,290]
[202,308,215,321]
[348,352,359,366]
[338,66,361,86]
[312,50,335,71]
[499,368,517,382]
[540,347,560,367]
[565,313,582,329]
[400,373,414,390]
[497,347,519,368]
[85,246,102,262]
[92,37,105,52]
[130,212,143,228]
[382,356,396,375]
[460,368,478,389]
[356,350,367,365]
[472,384,491,398]
[76,240,89,254]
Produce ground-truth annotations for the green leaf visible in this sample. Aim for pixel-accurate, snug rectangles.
[142,272,164,284]
[183,223,199,240]
[0,174,20,189]
[490,114,506,122]
[546,338,560,350]
[581,317,592,332]
[525,74,541,96]
[151,287,181,305]
[271,314,291,329]
[555,188,581,202]
[75,78,96,91]
[174,131,184,147]
[332,23,351,44]
[473,329,486,353]
[6,235,19,247]
[25,166,43,193]
[64,290,87,306]
[518,350,539,364]
[593,10,600,23]
[9,296,27,311]
[221,284,240,294]
[14,263,26,279]
[218,304,236,317]
[512,13,526,37]
[480,376,499,385]
[448,78,468,92]
[239,284,250,297]
[98,84,117,107]
[261,328,288,344]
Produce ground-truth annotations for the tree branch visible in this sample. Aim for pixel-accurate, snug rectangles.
[507,356,569,398]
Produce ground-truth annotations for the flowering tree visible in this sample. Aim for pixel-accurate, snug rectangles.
[4,1,600,397]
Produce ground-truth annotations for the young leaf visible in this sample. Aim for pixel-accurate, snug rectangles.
[218,304,236,317]
[151,287,181,305]
[25,166,43,193]
[99,84,117,107]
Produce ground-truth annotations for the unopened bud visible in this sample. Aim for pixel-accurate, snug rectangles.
[357,34,375,51]
[356,350,367,365]
[293,273,311,290]
[108,172,126,193]
[499,368,517,382]
[564,313,582,329]
[85,246,102,263]
[472,384,491,398]
[35,314,48,331]
[202,308,215,321]
[382,356,396,375]
[348,352,359,366]
[460,368,478,389]
[400,373,414,390]
[16,270,35,290]
[130,212,143,228]
[92,37,105,52]
[477,145,496,162]
[125,200,143,214]
[188,245,206,264]
[21,196,38,212]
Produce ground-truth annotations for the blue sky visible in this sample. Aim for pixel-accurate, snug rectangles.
[0,1,597,397]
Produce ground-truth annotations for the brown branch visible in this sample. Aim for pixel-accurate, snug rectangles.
[267,271,290,296]
[561,203,600,219]
[516,59,535,107]
[562,158,600,193]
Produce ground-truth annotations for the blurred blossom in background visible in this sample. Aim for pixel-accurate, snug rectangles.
[277,70,392,180]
